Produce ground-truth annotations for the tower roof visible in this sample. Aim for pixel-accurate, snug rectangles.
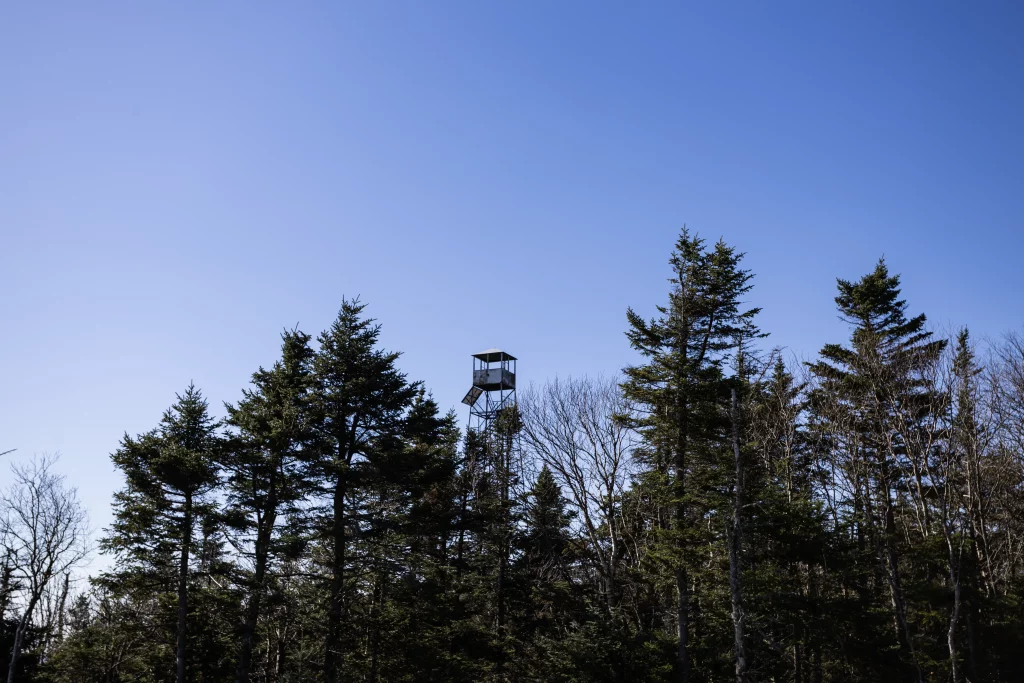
[472,348,516,362]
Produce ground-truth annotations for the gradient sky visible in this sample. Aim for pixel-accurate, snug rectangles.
[3,2,1024,566]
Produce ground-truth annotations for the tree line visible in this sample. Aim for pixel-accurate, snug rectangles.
[3,227,1024,682]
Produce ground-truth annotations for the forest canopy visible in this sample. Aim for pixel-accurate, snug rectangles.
[4,228,1024,683]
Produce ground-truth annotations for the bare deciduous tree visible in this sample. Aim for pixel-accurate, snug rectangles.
[0,455,89,683]
[987,332,1024,593]
[519,375,638,609]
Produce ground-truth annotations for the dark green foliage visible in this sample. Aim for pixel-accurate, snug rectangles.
[807,259,949,681]
[103,384,221,580]
[620,228,761,682]
[221,329,316,683]
[31,243,1024,683]
[309,298,420,683]
[100,384,223,683]
[508,466,574,658]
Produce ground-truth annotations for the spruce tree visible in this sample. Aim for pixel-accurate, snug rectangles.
[519,465,572,634]
[743,359,829,681]
[362,392,474,681]
[222,329,316,683]
[807,259,946,682]
[621,228,759,682]
[103,384,222,683]
[522,466,570,582]
[505,465,575,681]
[311,299,418,683]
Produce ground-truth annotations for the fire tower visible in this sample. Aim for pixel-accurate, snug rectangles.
[461,348,517,434]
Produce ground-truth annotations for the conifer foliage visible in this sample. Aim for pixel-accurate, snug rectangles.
[620,229,760,681]
[102,384,224,683]
[17,231,1024,683]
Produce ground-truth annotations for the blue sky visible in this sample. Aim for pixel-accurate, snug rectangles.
[3,2,1024,554]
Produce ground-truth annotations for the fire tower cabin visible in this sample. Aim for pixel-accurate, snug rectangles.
[472,348,516,392]
[462,349,517,433]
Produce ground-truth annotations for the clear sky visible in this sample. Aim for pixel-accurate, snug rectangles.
[3,2,1024,557]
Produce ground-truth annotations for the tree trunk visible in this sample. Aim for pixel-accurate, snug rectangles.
[674,394,690,683]
[497,549,507,636]
[674,429,690,683]
[877,452,923,683]
[274,608,289,683]
[676,567,690,683]
[455,486,468,578]
[324,478,347,683]
[55,572,70,644]
[883,519,920,681]
[176,493,193,683]
[236,506,277,683]
[946,537,963,682]
[729,389,749,683]
[6,592,40,683]
[368,568,384,683]
[948,579,962,682]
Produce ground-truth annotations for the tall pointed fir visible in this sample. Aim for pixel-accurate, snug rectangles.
[518,465,573,637]
[102,384,222,683]
[311,299,418,683]
[807,259,946,682]
[726,322,765,683]
[222,329,316,683]
[621,228,760,682]
[743,358,832,682]
[359,391,473,681]
[947,328,995,682]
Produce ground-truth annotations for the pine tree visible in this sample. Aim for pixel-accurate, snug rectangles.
[621,228,760,682]
[519,465,573,632]
[491,405,523,673]
[504,465,575,681]
[948,332,977,681]
[362,393,476,681]
[44,586,169,682]
[311,299,418,683]
[102,384,221,683]
[726,348,752,683]
[522,466,570,584]
[742,359,829,682]
[222,329,316,683]
[807,259,946,682]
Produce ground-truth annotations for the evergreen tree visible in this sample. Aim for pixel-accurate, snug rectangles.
[102,384,221,683]
[361,393,479,682]
[621,228,759,682]
[506,465,575,681]
[742,359,829,682]
[222,329,316,683]
[491,405,523,674]
[311,299,418,683]
[44,587,169,682]
[948,329,987,680]
[521,466,571,587]
[807,259,946,681]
